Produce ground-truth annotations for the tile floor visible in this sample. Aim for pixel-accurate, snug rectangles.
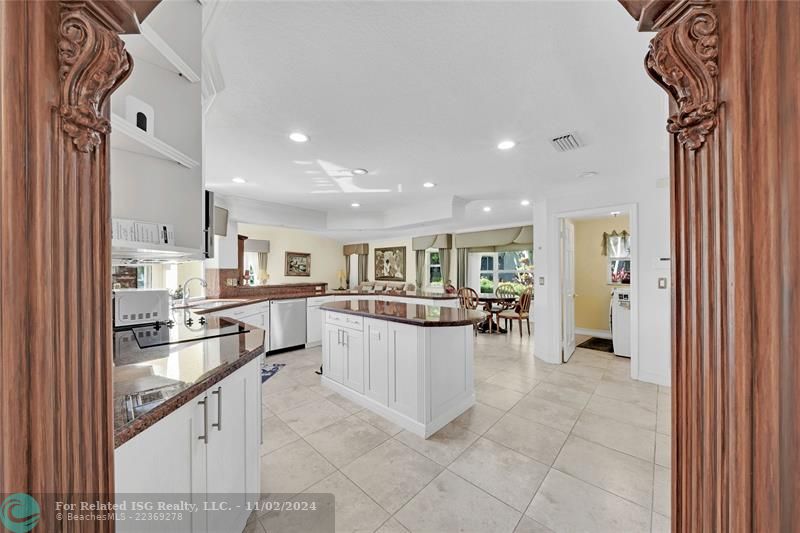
[247,332,671,533]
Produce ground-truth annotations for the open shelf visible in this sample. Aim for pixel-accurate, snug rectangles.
[122,22,200,83]
[110,113,199,169]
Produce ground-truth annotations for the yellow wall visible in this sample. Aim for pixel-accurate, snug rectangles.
[574,215,630,331]
[238,224,345,287]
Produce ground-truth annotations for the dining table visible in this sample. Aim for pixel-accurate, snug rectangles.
[477,294,517,334]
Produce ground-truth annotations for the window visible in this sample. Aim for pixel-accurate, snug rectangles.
[470,250,533,294]
[426,249,442,287]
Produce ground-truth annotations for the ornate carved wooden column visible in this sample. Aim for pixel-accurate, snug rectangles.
[621,0,800,530]
[0,0,152,523]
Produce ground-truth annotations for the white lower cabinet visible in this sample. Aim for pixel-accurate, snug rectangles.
[115,358,261,533]
[386,322,420,419]
[323,322,364,394]
[364,319,388,405]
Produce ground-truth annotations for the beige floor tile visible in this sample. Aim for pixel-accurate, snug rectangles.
[476,382,526,411]
[567,349,613,369]
[585,394,657,430]
[542,370,600,395]
[514,516,554,533]
[653,465,671,517]
[657,394,671,435]
[305,471,389,532]
[595,376,658,411]
[553,435,654,508]
[528,381,592,411]
[354,408,404,436]
[394,470,521,533]
[340,439,443,513]
[260,440,335,495]
[448,437,549,512]
[243,518,265,533]
[655,433,670,468]
[558,361,607,380]
[484,414,568,465]
[652,511,671,533]
[509,393,581,433]
[375,517,410,533]
[395,423,480,466]
[261,416,301,455]
[486,371,540,394]
[277,397,349,436]
[263,384,323,414]
[325,392,364,414]
[261,373,299,395]
[304,415,391,468]
[307,383,336,397]
[451,402,505,435]
[572,411,655,461]
[526,469,650,533]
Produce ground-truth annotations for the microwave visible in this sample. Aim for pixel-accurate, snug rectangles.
[113,289,170,328]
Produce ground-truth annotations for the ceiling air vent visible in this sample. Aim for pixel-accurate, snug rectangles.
[550,132,582,152]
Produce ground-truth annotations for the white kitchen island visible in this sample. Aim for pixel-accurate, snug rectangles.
[321,299,485,438]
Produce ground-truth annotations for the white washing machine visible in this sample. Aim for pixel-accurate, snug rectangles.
[610,287,631,357]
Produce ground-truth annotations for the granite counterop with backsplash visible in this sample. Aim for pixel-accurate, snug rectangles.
[113,310,265,448]
[183,288,460,315]
[321,300,485,327]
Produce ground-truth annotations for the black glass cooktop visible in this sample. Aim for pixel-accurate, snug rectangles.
[130,313,250,349]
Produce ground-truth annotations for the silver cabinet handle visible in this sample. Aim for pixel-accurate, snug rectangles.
[343,331,348,346]
[212,386,222,431]
[198,398,208,444]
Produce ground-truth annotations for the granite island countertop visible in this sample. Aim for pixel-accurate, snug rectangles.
[321,300,485,327]
[112,309,265,447]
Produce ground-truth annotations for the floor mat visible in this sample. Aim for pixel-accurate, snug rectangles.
[577,337,614,353]
[261,363,286,383]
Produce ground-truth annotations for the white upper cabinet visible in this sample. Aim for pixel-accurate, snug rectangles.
[111,1,204,254]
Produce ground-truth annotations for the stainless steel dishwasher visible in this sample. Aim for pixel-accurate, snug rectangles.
[269,298,307,351]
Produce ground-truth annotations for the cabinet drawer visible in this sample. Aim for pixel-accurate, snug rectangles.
[308,296,334,306]
[326,312,363,331]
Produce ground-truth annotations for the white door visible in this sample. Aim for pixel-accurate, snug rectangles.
[343,328,365,394]
[206,370,249,532]
[365,319,389,405]
[562,219,577,362]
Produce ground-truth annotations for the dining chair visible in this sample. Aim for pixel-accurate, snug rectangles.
[490,283,518,333]
[457,287,480,336]
[498,287,532,337]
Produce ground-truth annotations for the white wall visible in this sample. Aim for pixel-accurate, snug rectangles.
[238,223,344,287]
[532,177,671,386]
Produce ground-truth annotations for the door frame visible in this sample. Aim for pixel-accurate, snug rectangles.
[556,203,639,378]
[560,218,577,362]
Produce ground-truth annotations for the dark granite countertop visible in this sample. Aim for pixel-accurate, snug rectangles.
[320,300,485,327]
[113,310,265,448]
[184,289,458,315]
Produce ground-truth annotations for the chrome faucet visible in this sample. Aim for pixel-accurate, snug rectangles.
[182,277,207,307]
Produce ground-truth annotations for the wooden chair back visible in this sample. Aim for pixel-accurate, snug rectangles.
[457,287,480,310]
[495,283,518,306]
[517,288,533,313]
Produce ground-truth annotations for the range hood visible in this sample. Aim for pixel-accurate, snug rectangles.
[112,240,199,265]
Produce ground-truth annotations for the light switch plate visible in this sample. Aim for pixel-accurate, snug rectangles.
[538,277,545,286]
[658,277,668,289]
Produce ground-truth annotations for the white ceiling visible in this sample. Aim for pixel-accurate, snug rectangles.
[204,1,667,241]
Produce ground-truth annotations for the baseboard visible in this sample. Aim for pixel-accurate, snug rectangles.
[637,370,670,387]
[575,328,612,340]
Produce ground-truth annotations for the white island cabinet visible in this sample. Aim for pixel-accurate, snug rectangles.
[321,300,483,438]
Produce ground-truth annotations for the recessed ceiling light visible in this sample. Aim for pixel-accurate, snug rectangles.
[423,182,436,188]
[610,211,621,216]
[579,171,599,179]
[520,199,530,206]
[352,168,368,175]
[232,177,246,184]
[483,206,492,212]
[289,132,309,143]
[351,203,360,208]
[497,140,516,150]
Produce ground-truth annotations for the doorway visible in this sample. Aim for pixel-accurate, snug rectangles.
[559,204,638,377]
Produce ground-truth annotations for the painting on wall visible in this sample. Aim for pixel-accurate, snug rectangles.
[374,246,406,281]
[285,252,311,276]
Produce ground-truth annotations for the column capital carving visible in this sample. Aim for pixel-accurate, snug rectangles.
[645,3,718,150]
[58,2,132,152]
